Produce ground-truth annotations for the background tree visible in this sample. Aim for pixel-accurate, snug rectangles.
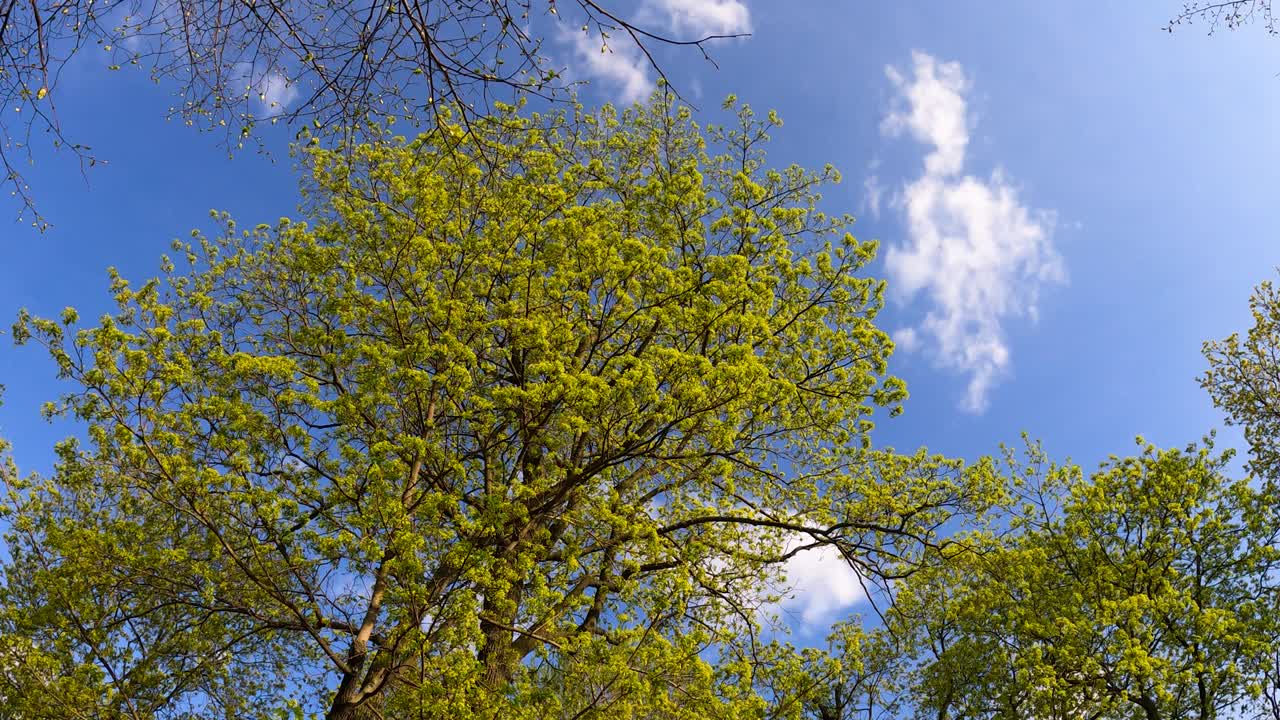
[792,624,902,720]
[888,535,1064,720]
[1201,277,1280,482]
[3,94,998,719]
[0,0,746,229]
[890,439,1280,720]
[529,626,904,720]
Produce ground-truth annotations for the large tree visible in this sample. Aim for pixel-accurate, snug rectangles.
[2,94,995,719]
[0,0,747,229]
[889,439,1280,720]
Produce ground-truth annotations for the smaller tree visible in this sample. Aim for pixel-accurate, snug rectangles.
[795,624,902,720]
[1202,277,1280,482]
[0,418,101,719]
[891,439,1280,720]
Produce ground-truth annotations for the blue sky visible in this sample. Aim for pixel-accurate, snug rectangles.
[2,1,1279,631]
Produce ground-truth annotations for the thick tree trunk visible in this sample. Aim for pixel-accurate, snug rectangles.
[1132,694,1163,720]
[326,646,398,720]
[478,585,523,688]
[326,698,361,720]
[327,669,371,720]
[479,616,518,688]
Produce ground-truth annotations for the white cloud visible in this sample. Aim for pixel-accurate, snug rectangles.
[882,51,1064,413]
[863,174,884,220]
[258,72,300,115]
[883,54,969,176]
[686,524,865,630]
[231,63,301,117]
[892,326,920,353]
[559,0,750,102]
[644,0,751,36]
[560,25,654,104]
[778,543,865,625]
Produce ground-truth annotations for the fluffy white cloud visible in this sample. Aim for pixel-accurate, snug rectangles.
[777,543,865,625]
[883,54,969,176]
[892,326,920,353]
[559,0,750,102]
[644,0,751,36]
[230,63,301,116]
[680,524,865,630]
[882,51,1064,412]
[863,173,884,220]
[258,72,300,115]
[560,25,654,104]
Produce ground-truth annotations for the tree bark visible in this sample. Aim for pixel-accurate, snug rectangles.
[1132,693,1163,720]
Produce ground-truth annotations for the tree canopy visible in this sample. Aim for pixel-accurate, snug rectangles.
[1202,278,1280,482]
[888,438,1280,720]
[867,273,1280,720]
[0,94,998,719]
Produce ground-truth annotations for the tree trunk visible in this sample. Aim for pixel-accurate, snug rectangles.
[479,616,518,688]
[326,698,360,720]
[478,585,523,688]
[1132,693,1163,720]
